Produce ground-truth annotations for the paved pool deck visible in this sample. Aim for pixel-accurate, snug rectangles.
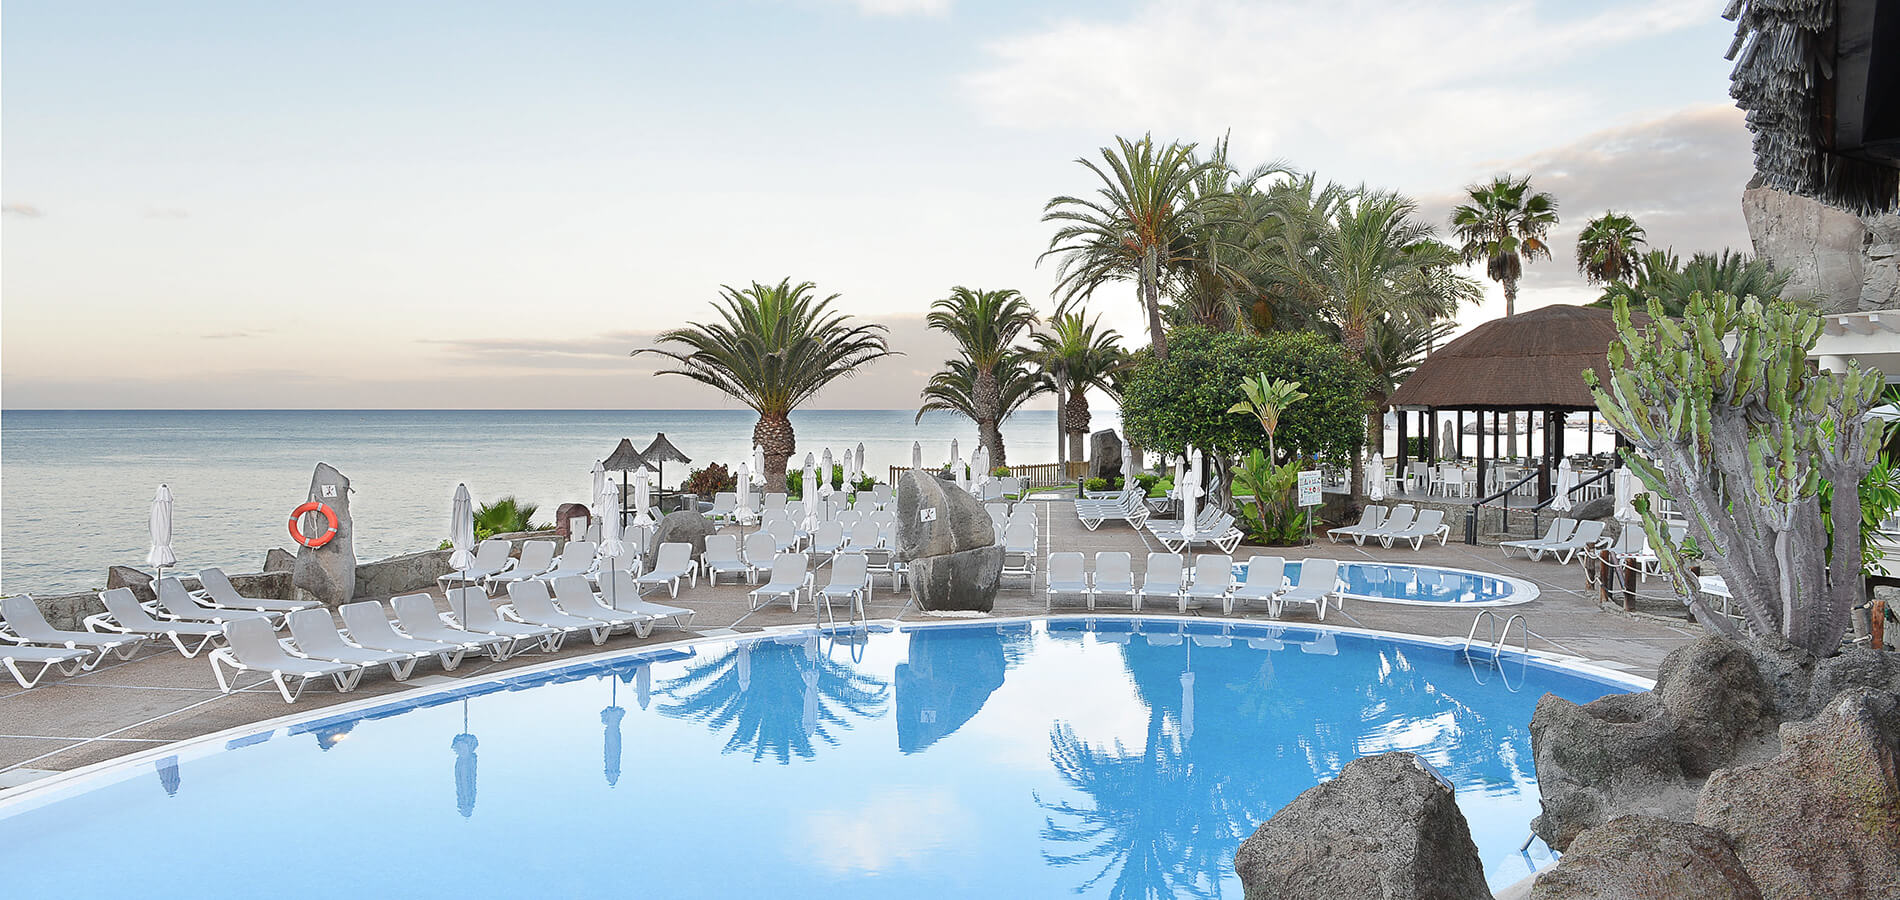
[0,498,1703,789]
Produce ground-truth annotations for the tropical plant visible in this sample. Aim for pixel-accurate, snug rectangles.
[916,356,1050,466]
[1592,248,1794,317]
[1586,292,1885,655]
[1231,449,1309,545]
[1120,327,1374,478]
[681,463,736,498]
[922,287,1039,467]
[635,279,893,487]
[1227,374,1307,465]
[1031,312,1129,463]
[1042,134,1244,359]
[473,496,541,540]
[1575,211,1647,284]
[1449,173,1559,316]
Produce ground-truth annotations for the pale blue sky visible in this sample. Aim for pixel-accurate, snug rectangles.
[3,0,1752,408]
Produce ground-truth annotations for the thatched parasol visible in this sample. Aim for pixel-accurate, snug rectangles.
[602,439,653,517]
[642,433,692,492]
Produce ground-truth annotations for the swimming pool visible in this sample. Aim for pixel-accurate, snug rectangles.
[1244,560,1538,607]
[0,618,1635,896]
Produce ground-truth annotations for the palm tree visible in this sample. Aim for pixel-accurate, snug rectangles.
[1307,191,1480,502]
[1575,211,1647,284]
[472,496,541,539]
[1591,248,1794,316]
[1448,173,1559,316]
[916,356,1049,466]
[1042,135,1243,360]
[923,287,1039,467]
[635,279,893,486]
[1030,313,1129,464]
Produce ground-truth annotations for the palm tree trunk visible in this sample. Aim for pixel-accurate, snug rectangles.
[1503,275,1518,317]
[1065,388,1092,468]
[1142,247,1168,360]
[1053,375,1068,466]
[974,366,1005,468]
[753,413,796,490]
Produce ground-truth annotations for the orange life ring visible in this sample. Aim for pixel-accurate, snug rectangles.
[288,501,339,549]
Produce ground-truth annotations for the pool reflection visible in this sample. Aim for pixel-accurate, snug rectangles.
[894,624,1030,753]
[656,634,890,764]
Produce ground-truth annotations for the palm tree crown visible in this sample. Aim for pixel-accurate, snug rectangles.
[923,287,1040,467]
[1042,134,1242,359]
[1449,173,1559,316]
[1575,211,1647,285]
[635,279,892,485]
[1030,312,1130,462]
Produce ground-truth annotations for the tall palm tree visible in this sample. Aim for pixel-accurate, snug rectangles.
[916,356,1050,467]
[1306,191,1480,502]
[1030,313,1129,464]
[1591,248,1794,316]
[1042,135,1243,360]
[1574,211,1646,285]
[1448,173,1559,316]
[923,287,1039,467]
[635,279,893,486]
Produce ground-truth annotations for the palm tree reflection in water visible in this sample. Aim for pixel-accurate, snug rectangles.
[1038,627,1542,898]
[656,635,889,764]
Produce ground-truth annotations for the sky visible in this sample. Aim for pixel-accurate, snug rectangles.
[1,0,1756,410]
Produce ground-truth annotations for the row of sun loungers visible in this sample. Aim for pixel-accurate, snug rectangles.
[1326,505,1451,550]
[1044,552,1339,619]
[1076,488,1150,531]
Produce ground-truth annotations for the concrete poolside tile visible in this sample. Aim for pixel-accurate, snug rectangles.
[0,684,223,738]
[0,736,81,771]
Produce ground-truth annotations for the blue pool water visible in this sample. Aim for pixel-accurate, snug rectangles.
[1246,560,1536,606]
[0,619,1632,896]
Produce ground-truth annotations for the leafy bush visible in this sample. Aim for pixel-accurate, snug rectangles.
[992,466,1011,478]
[1121,327,1374,468]
[682,463,737,497]
[1083,476,1110,492]
[1231,450,1310,545]
[785,464,868,499]
[473,496,542,540]
[1136,473,1161,495]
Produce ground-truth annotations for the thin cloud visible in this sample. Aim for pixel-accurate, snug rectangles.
[2,203,45,218]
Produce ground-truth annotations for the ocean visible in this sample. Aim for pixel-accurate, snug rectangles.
[0,409,1071,594]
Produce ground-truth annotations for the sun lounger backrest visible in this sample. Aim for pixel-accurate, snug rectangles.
[517,541,557,573]
[1411,509,1444,532]
[1192,554,1233,588]
[1095,552,1133,590]
[711,492,737,511]
[199,567,244,603]
[552,576,604,611]
[1245,556,1285,588]
[393,594,448,635]
[814,521,843,545]
[557,542,597,568]
[705,534,740,563]
[1144,553,1184,589]
[828,553,867,587]
[157,577,215,619]
[1378,506,1417,532]
[769,553,808,586]
[100,587,166,631]
[507,580,563,618]
[1048,553,1085,585]
[847,521,880,548]
[654,542,693,573]
[1,595,61,640]
[743,532,778,563]
[1293,558,1338,591]
[447,588,500,628]
[1570,520,1605,545]
[286,608,351,657]
[339,601,401,643]
[1003,521,1037,553]
[225,617,306,669]
[600,570,642,604]
[475,539,512,570]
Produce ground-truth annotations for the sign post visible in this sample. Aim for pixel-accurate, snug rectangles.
[1297,470,1323,544]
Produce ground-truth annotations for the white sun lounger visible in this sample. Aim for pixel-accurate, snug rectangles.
[86,587,223,658]
[702,534,750,586]
[1077,489,1148,531]
[195,567,320,613]
[808,521,845,560]
[340,601,468,671]
[1181,553,1235,613]
[741,532,779,584]
[705,491,739,524]
[390,593,518,661]
[1045,552,1092,610]
[597,571,695,630]
[446,587,562,653]
[636,542,697,597]
[154,577,279,628]
[3,644,92,688]
[1379,508,1450,550]
[505,581,613,646]
[1500,518,1576,560]
[815,553,871,622]
[2,595,148,665]
[551,576,657,637]
[535,541,598,582]
[1327,506,1387,544]
[1277,558,1338,620]
[486,540,559,591]
[750,553,812,612]
[1093,552,1136,609]
[1228,556,1286,614]
[1000,521,1038,583]
[1135,552,1185,612]
[209,618,363,703]
[1542,519,1607,565]
[437,538,514,587]
[286,607,423,680]
[1354,506,1416,547]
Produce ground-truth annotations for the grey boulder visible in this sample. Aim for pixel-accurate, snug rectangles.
[1653,635,1778,777]
[106,565,157,604]
[896,471,993,562]
[263,548,296,573]
[1529,691,1694,852]
[1694,687,1900,899]
[292,462,357,607]
[906,545,1004,613]
[648,510,715,559]
[1528,815,1761,900]
[1234,751,1492,900]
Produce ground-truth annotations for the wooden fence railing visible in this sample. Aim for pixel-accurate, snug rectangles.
[887,460,1088,491]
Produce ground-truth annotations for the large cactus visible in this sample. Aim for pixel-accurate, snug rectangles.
[1586,292,1884,656]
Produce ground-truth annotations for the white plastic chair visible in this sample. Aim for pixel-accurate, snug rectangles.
[505,580,612,646]
[550,576,656,637]
[1228,556,1286,614]
[1000,521,1038,583]
[3,644,91,689]
[153,577,279,628]
[196,567,320,613]
[637,542,697,597]
[1136,553,1185,612]
[437,538,513,587]
[535,541,598,582]
[597,571,696,630]
[1181,554,1234,613]
[390,593,517,661]
[816,553,871,624]
[2,595,148,666]
[446,587,563,652]
[742,531,779,584]
[1277,559,1338,620]
[486,540,559,591]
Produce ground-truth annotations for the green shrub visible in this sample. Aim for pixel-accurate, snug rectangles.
[1083,477,1109,493]
[473,496,542,540]
[785,464,868,499]
[1232,450,1310,545]
[682,463,737,497]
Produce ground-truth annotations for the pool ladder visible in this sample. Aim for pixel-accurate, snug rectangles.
[1462,610,1530,662]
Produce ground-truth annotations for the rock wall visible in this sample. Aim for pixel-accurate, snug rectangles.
[1743,186,1900,313]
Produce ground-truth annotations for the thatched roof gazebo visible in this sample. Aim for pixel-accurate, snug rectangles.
[602,438,653,518]
[1389,304,1650,501]
[641,433,692,491]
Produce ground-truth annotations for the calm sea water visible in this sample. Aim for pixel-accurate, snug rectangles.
[0,409,1069,593]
